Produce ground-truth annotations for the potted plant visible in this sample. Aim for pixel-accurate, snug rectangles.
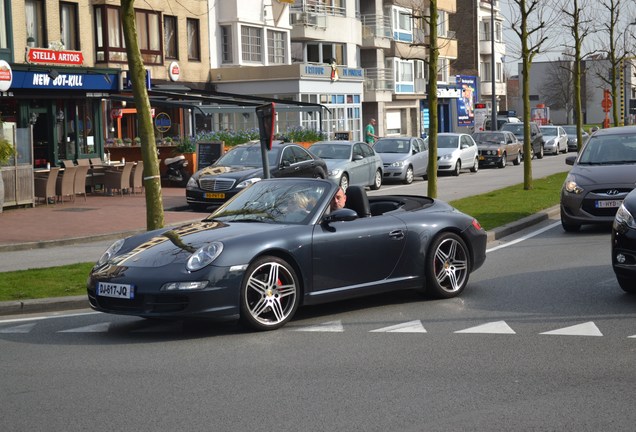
[123,138,132,146]
[176,136,196,176]
[0,134,17,213]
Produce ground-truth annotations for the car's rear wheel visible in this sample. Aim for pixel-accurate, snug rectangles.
[453,161,461,176]
[537,145,544,159]
[425,232,470,298]
[339,174,349,192]
[370,168,382,190]
[239,256,300,331]
[617,275,636,293]
[403,166,414,184]
[513,152,521,165]
[498,153,507,168]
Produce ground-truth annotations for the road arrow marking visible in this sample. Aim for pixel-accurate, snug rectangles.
[0,323,37,333]
[293,320,344,332]
[540,322,602,336]
[455,321,516,334]
[370,320,427,333]
[58,323,111,333]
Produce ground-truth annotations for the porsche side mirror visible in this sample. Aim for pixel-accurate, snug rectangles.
[322,208,358,223]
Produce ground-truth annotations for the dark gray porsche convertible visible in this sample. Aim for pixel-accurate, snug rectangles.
[88,178,487,331]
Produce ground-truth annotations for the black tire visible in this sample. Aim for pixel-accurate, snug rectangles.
[513,152,521,165]
[425,232,470,298]
[498,153,507,168]
[617,275,636,293]
[536,145,544,159]
[239,256,300,331]
[470,157,479,173]
[560,215,580,232]
[403,166,414,184]
[452,161,461,176]
[370,169,382,190]
[313,168,326,179]
[339,174,349,193]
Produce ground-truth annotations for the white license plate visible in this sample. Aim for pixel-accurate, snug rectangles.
[595,200,622,209]
[97,282,134,299]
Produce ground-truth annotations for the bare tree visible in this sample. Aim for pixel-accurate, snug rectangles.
[558,0,596,150]
[507,0,557,190]
[121,0,164,230]
[539,59,574,122]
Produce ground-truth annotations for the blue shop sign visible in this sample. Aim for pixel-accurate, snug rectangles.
[10,70,118,91]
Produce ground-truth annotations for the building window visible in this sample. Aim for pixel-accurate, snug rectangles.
[221,25,232,64]
[187,18,200,61]
[0,0,7,49]
[495,21,502,42]
[60,2,79,50]
[392,6,412,43]
[26,0,45,47]
[496,62,503,82]
[164,15,178,59]
[267,30,286,64]
[437,10,447,38]
[481,62,492,82]
[388,58,415,93]
[94,5,162,64]
[307,42,345,64]
[437,58,449,83]
[241,26,262,62]
[480,21,490,41]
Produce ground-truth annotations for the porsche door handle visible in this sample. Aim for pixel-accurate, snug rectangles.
[389,230,404,240]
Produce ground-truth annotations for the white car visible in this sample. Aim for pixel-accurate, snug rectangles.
[540,125,568,155]
[436,133,479,176]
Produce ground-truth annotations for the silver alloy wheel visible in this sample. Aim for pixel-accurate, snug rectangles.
[339,174,349,193]
[370,168,382,190]
[425,233,470,297]
[404,166,414,184]
[241,257,299,330]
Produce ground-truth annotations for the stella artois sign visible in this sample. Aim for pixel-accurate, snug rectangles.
[27,48,84,66]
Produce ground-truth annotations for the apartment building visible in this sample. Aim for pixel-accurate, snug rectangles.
[450,0,507,118]
[0,0,210,167]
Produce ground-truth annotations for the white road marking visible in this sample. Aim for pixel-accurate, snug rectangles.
[540,322,603,336]
[486,221,561,253]
[0,323,37,333]
[0,311,99,324]
[370,320,427,333]
[58,323,111,333]
[293,320,344,332]
[455,320,516,334]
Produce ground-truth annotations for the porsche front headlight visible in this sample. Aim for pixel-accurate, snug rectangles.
[615,203,636,229]
[187,241,224,271]
[96,239,125,267]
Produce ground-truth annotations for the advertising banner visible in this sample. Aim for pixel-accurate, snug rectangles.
[456,75,478,127]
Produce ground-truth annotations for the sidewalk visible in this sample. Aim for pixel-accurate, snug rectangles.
[0,187,209,252]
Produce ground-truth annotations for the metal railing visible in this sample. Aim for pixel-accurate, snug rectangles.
[364,67,394,92]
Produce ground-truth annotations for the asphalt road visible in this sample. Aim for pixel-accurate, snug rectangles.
[1,215,633,431]
[0,153,571,272]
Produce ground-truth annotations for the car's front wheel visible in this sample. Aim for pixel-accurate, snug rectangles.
[370,168,382,190]
[452,161,461,176]
[403,166,414,184]
[498,153,507,168]
[536,145,544,159]
[560,215,580,232]
[339,174,349,193]
[425,232,470,298]
[240,256,300,331]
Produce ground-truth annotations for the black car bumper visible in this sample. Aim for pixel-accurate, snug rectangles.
[611,223,636,280]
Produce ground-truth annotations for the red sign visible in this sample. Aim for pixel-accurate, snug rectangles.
[602,90,612,113]
[110,109,123,119]
[27,48,84,65]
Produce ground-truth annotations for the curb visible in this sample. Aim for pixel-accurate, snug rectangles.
[0,206,561,318]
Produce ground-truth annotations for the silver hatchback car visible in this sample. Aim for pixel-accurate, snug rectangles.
[560,126,636,232]
[373,136,429,184]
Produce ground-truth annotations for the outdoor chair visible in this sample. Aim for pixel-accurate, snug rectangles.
[73,164,90,201]
[55,165,77,203]
[130,161,144,194]
[103,162,134,196]
[60,159,75,168]
[34,168,60,205]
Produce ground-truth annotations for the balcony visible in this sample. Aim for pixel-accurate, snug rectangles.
[363,67,394,102]
[361,15,392,49]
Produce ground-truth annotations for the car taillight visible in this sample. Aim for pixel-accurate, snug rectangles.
[472,219,483,231]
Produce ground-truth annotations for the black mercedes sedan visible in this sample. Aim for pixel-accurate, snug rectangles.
[88,178,487,331]
[611,188,636,293]
[186,141,327,210]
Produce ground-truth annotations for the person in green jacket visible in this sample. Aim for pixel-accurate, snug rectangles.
[365,118,378,145]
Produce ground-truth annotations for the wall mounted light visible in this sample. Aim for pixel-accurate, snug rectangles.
[27,36,35,48]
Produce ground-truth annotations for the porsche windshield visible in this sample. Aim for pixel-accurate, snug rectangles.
[215,145,279,167]
[209,180,329,224]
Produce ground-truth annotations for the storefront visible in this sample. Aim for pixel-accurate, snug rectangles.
[1,60,119,168]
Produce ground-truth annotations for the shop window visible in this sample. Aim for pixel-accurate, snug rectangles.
[221,25,232,64]
[187,18,200,61]
[60,2,79,50]
[94,5,162,65]
[241,26,262,63]
[164,15,178,60]
[267,30,286,64]
[25,0,46,48]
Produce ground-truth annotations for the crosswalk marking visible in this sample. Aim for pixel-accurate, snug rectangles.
[540,321,603,337]
[370,320,427,333]
[293,320,344,332]
[58,323,110,333]
[0,323,37,333]
[455,321,516,334]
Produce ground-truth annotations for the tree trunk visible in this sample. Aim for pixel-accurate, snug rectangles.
[426,0,439,199]
[120,0,165,230]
